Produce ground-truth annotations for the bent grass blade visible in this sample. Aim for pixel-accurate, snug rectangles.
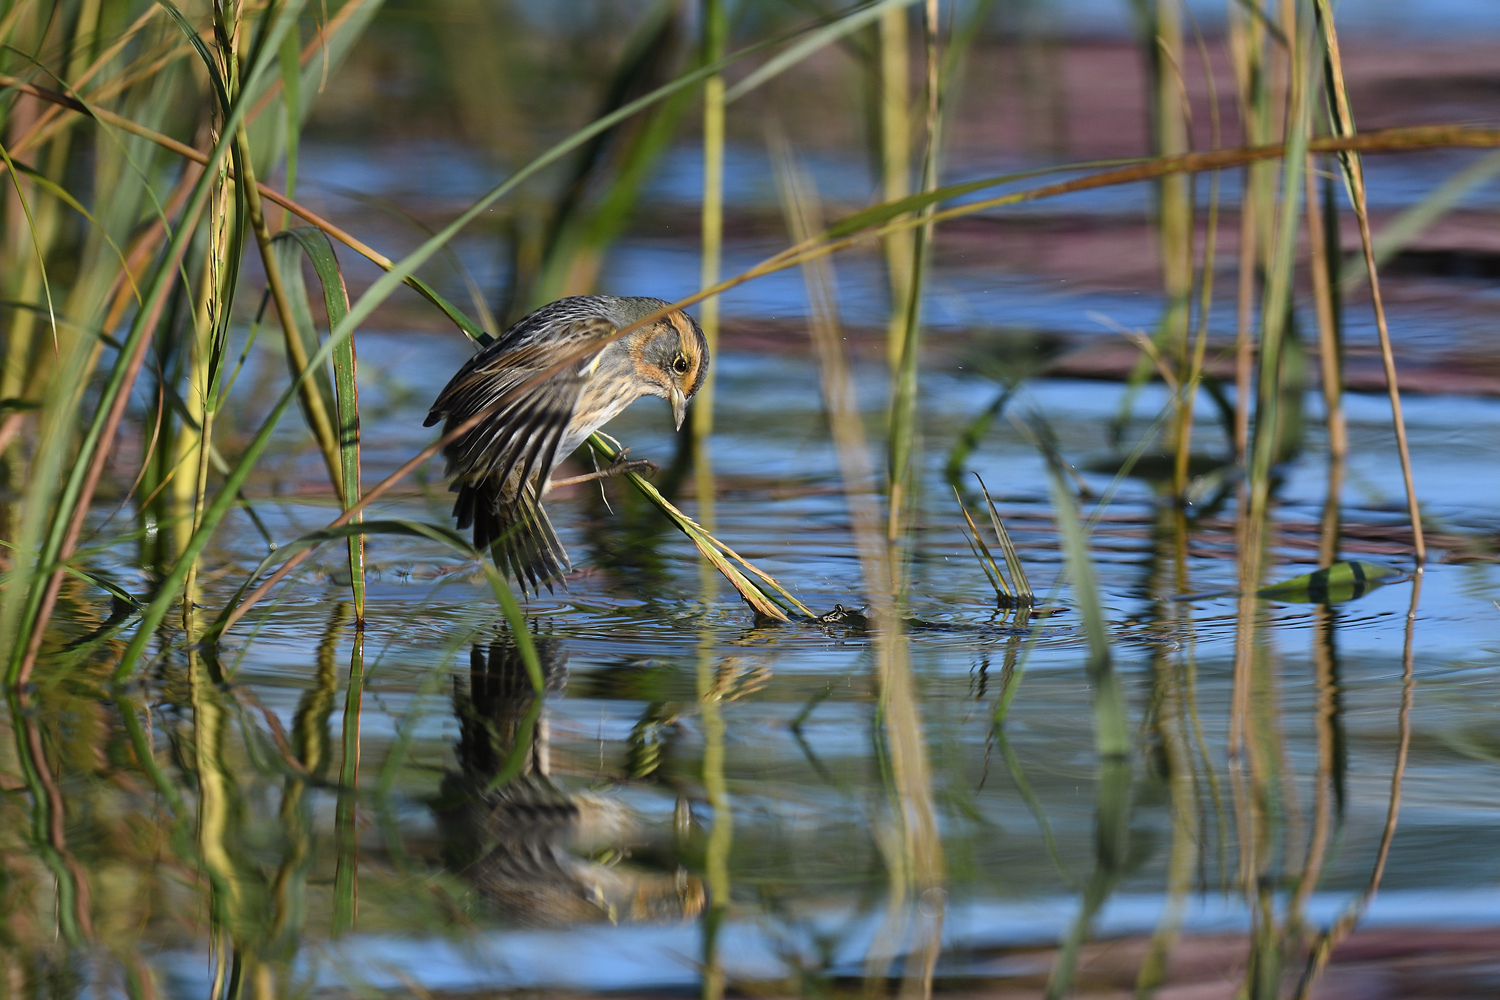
[587,433,811,622]
[271,228,364,620]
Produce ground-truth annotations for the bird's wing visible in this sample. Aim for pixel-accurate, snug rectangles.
[426,316,617,493]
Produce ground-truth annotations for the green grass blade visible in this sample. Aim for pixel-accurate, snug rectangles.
[975,474,1032,602]
[587,434,810,620]
[8,157,140,304]
[277,27,301,227]
[0,139,58,355]
[952,486,1010,599]
[826,157,1148,239]
[267,235,339,429]
[273,227,363,620]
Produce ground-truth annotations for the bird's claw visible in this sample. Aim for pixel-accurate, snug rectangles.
[609,451,657,478]
[550,450,657,489]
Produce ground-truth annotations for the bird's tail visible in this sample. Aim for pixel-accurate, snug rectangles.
[452,479,570,593]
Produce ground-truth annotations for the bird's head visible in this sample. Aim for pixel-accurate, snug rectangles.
[620,301,710,431]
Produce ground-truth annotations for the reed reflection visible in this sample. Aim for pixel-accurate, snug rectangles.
[435,634,703,925]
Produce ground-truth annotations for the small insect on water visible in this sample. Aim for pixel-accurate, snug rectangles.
[425,295,709,592]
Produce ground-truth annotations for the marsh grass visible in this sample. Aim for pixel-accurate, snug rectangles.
[953,474,1033,605]
[0,0,1485,995]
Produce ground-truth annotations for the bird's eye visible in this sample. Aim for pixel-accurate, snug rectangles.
[672,354,690,375]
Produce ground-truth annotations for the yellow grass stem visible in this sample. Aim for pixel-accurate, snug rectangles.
[885,0,942,546]
[1172,22,1223,497]
[694,0,727,546]
[879,4,914,370]
[1153,0,1194,457]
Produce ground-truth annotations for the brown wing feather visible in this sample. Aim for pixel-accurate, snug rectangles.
[427,317,617,589]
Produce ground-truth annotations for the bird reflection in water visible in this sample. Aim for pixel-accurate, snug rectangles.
[434,634,704,925]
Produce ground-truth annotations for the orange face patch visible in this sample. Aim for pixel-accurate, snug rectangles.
[665,311,707,393]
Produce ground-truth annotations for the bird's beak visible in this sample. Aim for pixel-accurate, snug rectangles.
[670,387,688,431]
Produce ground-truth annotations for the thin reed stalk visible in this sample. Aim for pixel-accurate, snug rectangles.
[1043,462,1130,999]
[885,0,942,544]
[1227,0,1269,464]
[1311,0,1424,563]
[694,0,726,551]
[1171,24,1223,496]
[878,4,913,371]
[1152,0,1196,471]
[235,125,344,494]
[1305,164,1347,566]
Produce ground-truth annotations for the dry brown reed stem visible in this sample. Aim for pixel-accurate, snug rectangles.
[1229,3,1267,468]
[1310,7,1424,563]
[0,5,165,162]
[103,158,206,336]
[1172,23,1224,495]
[1232,182,1256,465]
[9,118,205,676]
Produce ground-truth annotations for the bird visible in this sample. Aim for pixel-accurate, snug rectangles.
[425,295,709,592]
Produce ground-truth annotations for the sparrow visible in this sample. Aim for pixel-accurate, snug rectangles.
[425,295,709,591]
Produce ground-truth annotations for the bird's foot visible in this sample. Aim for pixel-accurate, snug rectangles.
[551,450,657,488]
